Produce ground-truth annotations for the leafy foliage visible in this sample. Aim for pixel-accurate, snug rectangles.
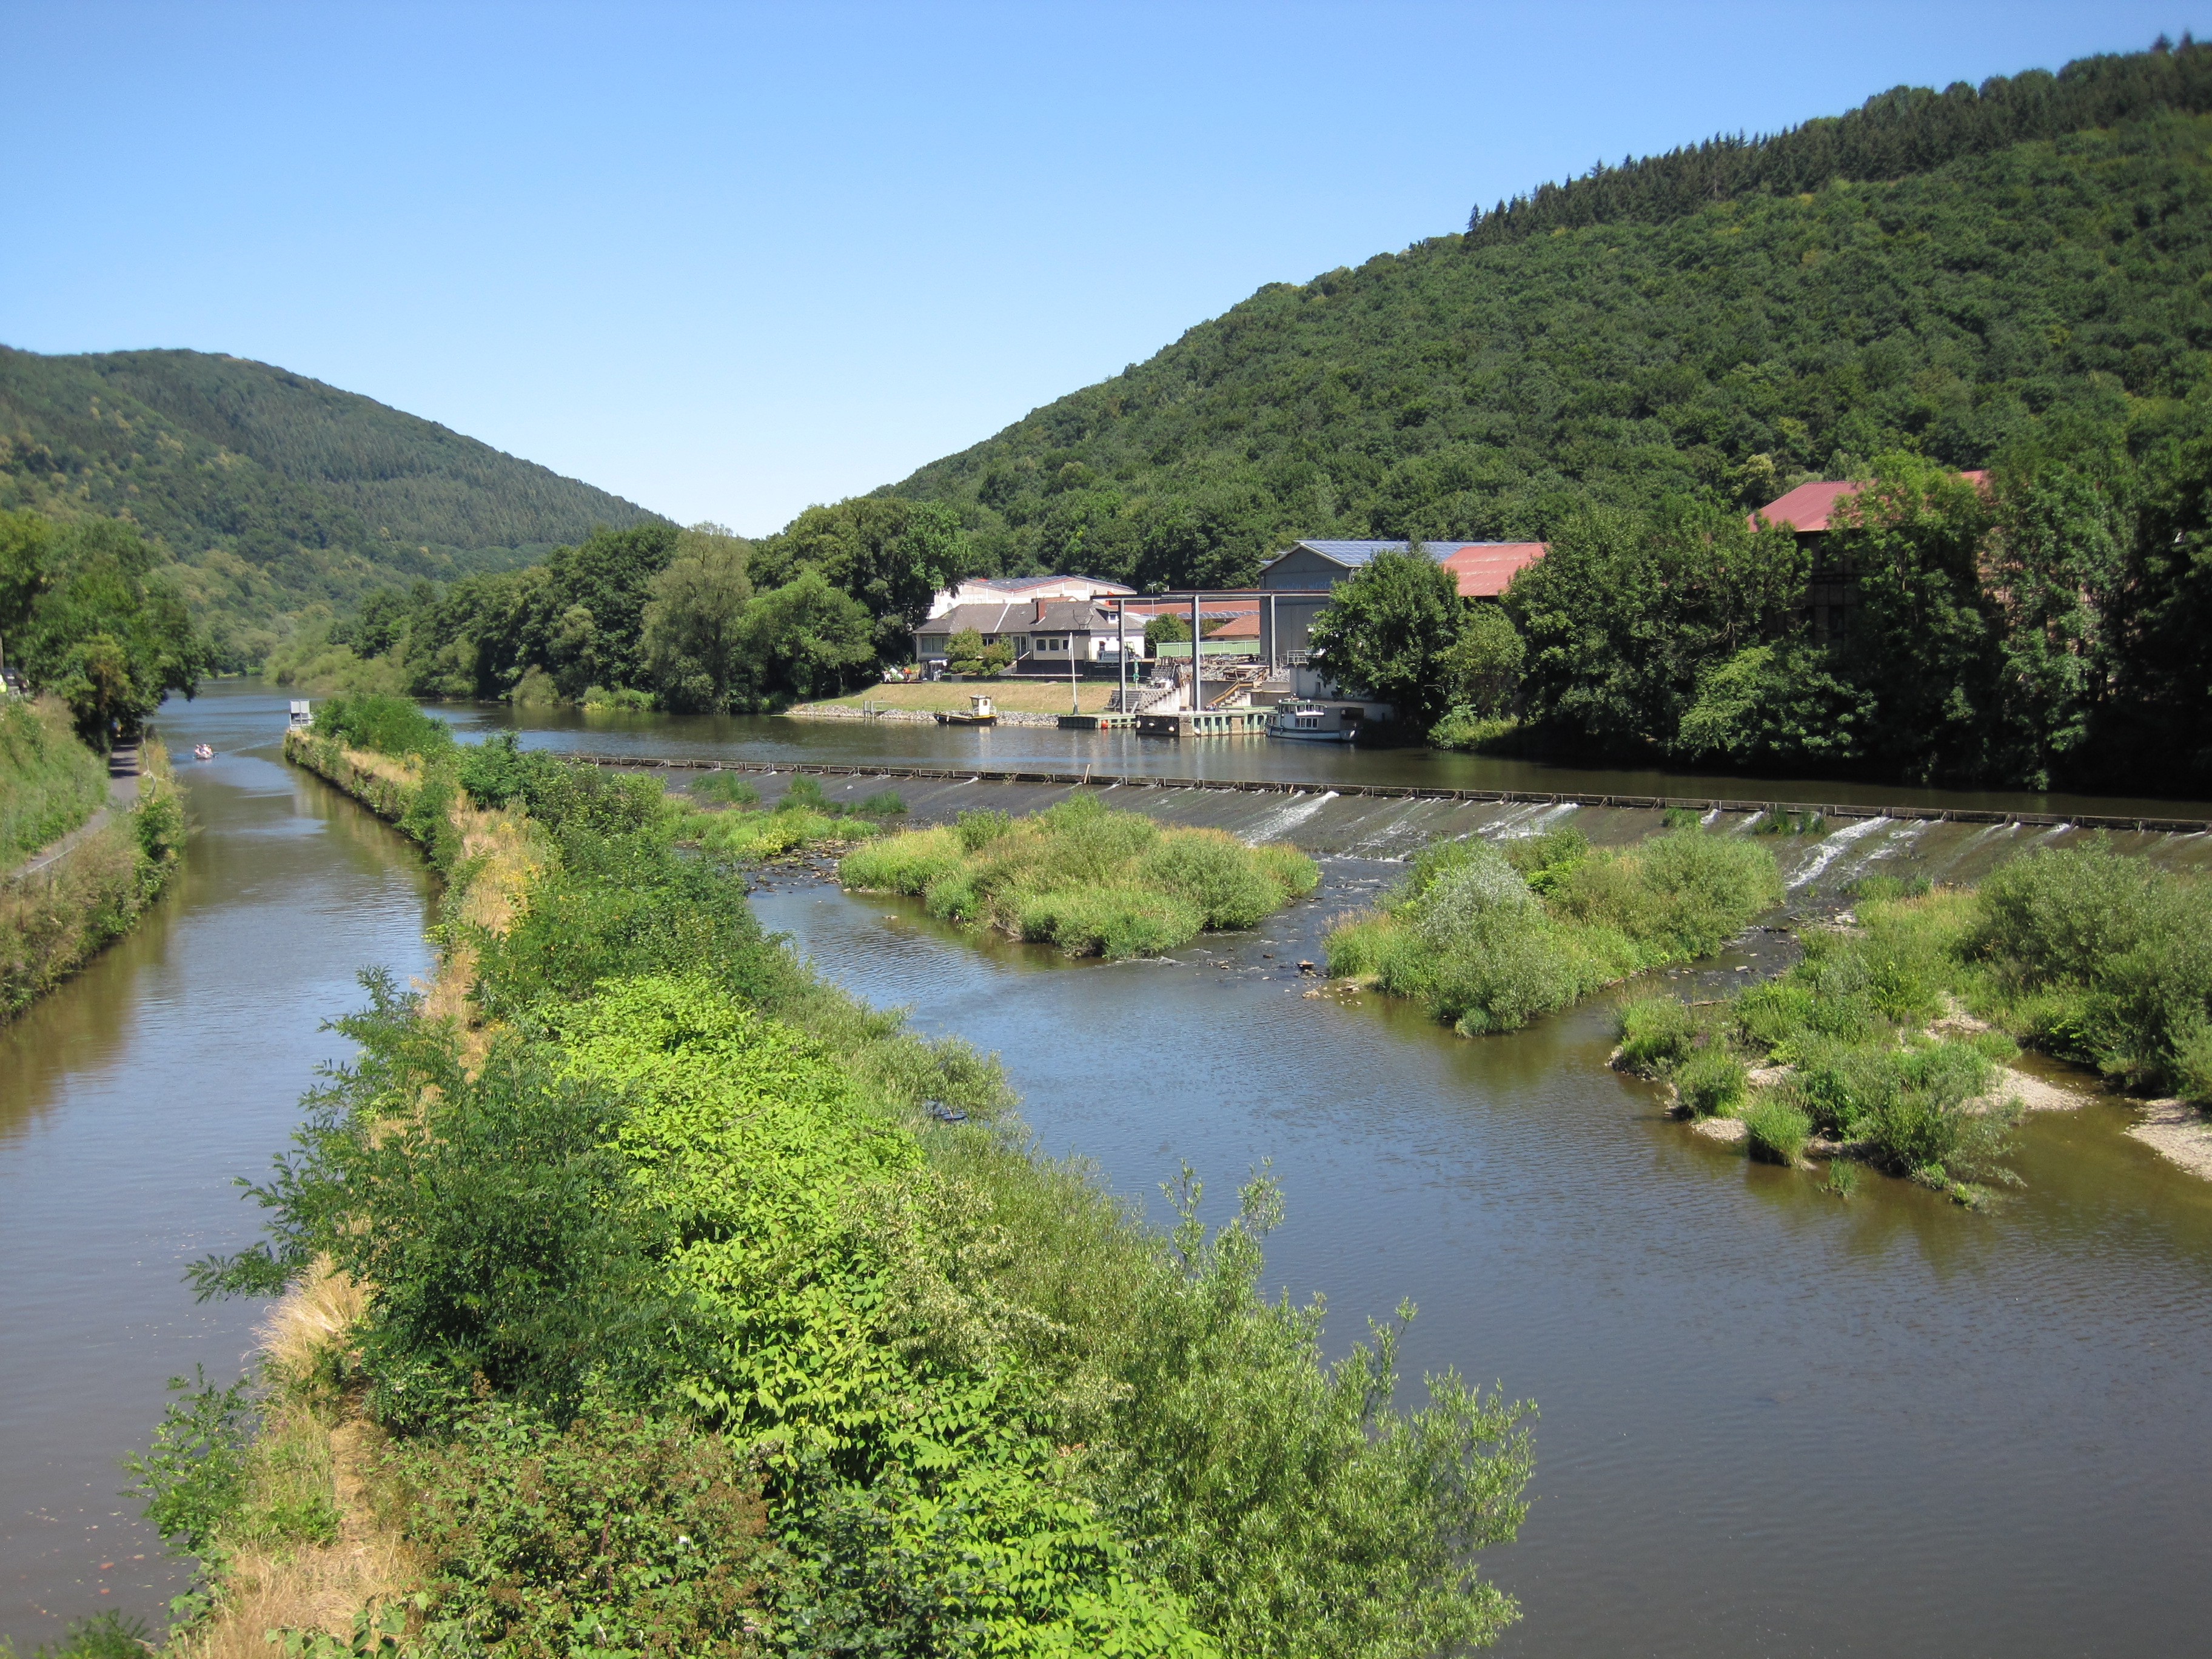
[840,793,1318,957]
[310,693,454,760]
[1466,36,2212,244]
[1329,828,1780,1035]
[187,740,1526,1654]
[0,511,217,745]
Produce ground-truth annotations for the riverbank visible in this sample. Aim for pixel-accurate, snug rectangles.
[153,716,1534,1657]
[1617,865,2212,1194]
[2,729,184,1024]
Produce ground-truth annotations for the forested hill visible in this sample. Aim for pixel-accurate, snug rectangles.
[882,40,2212,589]
[0,346,663,665]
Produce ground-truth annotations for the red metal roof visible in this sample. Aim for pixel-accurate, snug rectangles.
[1437,541,1546,598]
[1753,472,1990,532]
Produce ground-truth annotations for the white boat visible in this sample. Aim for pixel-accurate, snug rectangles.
[1267,701,1358,742]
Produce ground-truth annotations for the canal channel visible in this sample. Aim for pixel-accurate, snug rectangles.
[4,680,2210,1657]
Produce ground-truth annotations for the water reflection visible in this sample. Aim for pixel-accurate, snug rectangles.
[454,699,2212,820]
[0,685,434,1648]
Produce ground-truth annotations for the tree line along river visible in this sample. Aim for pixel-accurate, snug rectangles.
[4,679,2210,1657]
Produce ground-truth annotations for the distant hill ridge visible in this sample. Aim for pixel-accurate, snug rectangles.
[0,345,664,665]
[879,39,2212,590]
[1467,35,2212,244]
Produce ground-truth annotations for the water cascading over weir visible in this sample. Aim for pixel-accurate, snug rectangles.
[577,755,2212,903]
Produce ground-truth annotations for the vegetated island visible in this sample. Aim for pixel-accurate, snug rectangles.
[123,703,1533,1658]
[1617,845,2212,1202]
[839,798,1319,958]
[1324,822,1782,1035]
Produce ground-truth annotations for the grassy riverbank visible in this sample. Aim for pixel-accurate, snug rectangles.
[839,798,1319,957]
[1,697,109,865]
[1,717,183,1023]
[1617,845,2212,1199]
[147,720,1533,1657]
[1326,826,1781,1035]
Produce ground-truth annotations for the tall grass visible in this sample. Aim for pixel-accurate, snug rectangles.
[1615,883,2030,1199]
[1,696,108,865]
[1,740,183,1022]
[839,793,1318,957]
[1329,827,1780,1036]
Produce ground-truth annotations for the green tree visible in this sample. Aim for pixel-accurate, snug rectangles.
[7,515,217,746]
[642,524,753,712]
[1441,605,1524,717]
[1306,548,1466,728]
[1507,504,1806,752]
[1827,457,2005,782]
[735,569,879,703]
[748,498,973,666]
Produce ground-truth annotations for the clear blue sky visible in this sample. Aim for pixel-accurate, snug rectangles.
[5,2,2204,535]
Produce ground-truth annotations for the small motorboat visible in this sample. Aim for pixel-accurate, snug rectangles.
[192,743,215,760]
[935,692,998,726]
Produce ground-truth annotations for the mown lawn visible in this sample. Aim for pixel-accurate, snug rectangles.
[801,679,1133,714]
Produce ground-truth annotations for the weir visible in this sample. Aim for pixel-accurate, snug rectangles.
[580,752,2212,897]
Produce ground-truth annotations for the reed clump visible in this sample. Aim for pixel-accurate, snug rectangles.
[839,793,1319,957]
[1328,826,1781,1036]
[678,773,903,861]
[1616,882,2033,1201]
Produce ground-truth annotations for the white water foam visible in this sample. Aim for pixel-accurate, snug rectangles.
[1786,815,1892,890]
[1242,789,1338,844]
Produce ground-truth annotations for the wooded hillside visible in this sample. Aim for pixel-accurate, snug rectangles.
[882,41,2212,591]
[0,347,663,666]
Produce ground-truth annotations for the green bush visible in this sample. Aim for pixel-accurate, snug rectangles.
[1675,1048,1748,1117]
[692,771,761,806]
[1966,841,2212,1094]
[401,1406,769,1657]
[851,789,907,818]
[1332,828,1780,1037]
[310,692,453,760]
[843,800,1315,959]
[1616,996,1697,1074]
[1743,1096,1812,1165]
[956,808,1013,850]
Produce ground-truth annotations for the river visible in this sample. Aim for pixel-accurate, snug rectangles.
[5,681,2211,1656]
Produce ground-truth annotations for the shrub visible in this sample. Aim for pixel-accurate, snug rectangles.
[839,826,965,896]
[1139,830,1285,929]
[1675,1048,1747,1117]
[692,771,761,806]
[843,801,1313,958]
[1617,996,1697,1074]
[1333,827,1779,1037]
[310,692,453,759]
[956,808,1013,851]
[1966,841,2212,1094]
[402,1405,769,1657]
[1743,1096,1812,1165]
[851,789,907,817]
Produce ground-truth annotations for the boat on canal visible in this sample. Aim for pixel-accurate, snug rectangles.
[1267,700,1358,742]
[935,692,998,726]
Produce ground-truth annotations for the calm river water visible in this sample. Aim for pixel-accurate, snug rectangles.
[5,681,2210,1656]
